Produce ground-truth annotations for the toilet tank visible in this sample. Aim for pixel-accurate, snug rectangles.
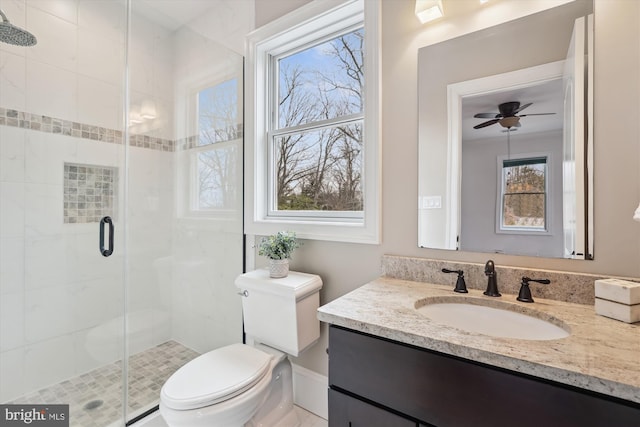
[235,269,323,356]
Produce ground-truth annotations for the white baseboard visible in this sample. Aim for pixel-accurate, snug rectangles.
[291,363,328,420]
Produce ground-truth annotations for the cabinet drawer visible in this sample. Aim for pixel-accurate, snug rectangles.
[329,325,640,427]
[329,389,417,427]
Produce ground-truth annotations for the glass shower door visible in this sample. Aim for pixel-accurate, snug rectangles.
[0,0,128,425]
[123,1,244,422]
[1,1,245,425]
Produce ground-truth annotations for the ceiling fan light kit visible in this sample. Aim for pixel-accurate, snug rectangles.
[473,101,555,130]
[499,116,520,128]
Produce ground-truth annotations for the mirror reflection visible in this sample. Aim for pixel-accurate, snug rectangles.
[418,1,594,259]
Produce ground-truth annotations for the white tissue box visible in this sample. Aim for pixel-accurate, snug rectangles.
[595,298,640,323]
[594,278,640,305]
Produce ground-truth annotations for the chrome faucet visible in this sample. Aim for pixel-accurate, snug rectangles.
[483,260,501,297]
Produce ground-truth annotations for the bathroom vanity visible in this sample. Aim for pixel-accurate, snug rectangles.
[318,278,640,427]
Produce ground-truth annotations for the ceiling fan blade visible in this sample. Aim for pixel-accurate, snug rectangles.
[515,102,532,113]
[519,113,556,116]
[473,113,500,119]
[473,119,499,129]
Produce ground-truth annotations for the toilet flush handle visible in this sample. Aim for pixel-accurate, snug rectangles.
[237,290,249,297]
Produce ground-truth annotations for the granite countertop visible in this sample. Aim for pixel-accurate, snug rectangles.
[317,277,640,404]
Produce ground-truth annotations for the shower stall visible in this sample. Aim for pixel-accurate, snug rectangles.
[0,0,246,425]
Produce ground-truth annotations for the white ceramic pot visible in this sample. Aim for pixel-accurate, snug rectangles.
[269,259,289,278]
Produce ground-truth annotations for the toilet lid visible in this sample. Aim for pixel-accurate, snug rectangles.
[160,343,272,410]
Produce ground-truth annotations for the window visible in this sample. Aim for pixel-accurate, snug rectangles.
[192,79,241,213]
[246,0,380,243]
[499,156,548,232]
[272,28,364,215]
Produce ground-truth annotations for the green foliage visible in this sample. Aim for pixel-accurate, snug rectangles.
[258,231,301,260]
[278,194,320,210]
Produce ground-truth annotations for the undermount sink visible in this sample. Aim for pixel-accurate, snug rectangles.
[415,297,570,341]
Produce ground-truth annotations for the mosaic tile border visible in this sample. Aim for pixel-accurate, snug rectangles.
[175,124,243,150]
[130,134,174,152]
[0,107,242,153]
[0,107,173,152]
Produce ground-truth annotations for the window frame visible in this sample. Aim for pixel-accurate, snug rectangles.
[245,0,380,244]
[495,152,552,235]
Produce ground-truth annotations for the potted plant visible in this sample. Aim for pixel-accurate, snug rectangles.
[258,231,301,278]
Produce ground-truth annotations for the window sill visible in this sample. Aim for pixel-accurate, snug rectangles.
[246,216,379,244]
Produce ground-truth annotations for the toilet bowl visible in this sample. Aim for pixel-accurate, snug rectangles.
[159,270,323,427]
[160,344,293,427]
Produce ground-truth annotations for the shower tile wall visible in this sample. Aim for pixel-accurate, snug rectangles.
[170,28,244,355]
[0,0,175,403]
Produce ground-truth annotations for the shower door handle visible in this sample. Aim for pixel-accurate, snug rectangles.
[99,216,114,257]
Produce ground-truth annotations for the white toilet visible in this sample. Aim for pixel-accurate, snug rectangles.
[159,269,323,427]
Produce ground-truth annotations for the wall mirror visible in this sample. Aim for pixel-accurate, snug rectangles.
[418,1,594,259]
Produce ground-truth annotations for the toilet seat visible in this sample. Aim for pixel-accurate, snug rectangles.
[160,344,272,410]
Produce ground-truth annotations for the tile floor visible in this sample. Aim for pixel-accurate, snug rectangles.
[132,405,328,427]
[8,341,199,427]
[8,340,328,427]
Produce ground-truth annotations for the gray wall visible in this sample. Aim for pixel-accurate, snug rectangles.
[460,130,565,257]
[253,0,640,376]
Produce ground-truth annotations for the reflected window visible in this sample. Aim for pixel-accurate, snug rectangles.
[500,157,548,231]
[198,79,239,146]
[192,79,240,212]
[195,146,238,210]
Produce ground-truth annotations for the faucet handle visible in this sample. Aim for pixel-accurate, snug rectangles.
[441,268,468,293]
[517,277,551,303]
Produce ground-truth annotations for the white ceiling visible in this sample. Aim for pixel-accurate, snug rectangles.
[133,0,565,142]
[131,0,223,31]
[461,78,564,142]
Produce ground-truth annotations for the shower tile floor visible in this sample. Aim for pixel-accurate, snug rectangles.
[8,341,199,427]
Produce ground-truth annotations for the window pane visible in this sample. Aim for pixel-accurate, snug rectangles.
[503,193,545,227]
[502,163,546,228]
[198,79,239,146]
[197,146,238,209]
[274,122,363,211]
[277,28,364,129]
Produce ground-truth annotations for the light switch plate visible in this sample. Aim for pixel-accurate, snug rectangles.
[421,196,442,209]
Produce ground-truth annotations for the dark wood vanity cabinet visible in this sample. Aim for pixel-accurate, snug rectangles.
[328,325,640,427]
[329,388,417,426]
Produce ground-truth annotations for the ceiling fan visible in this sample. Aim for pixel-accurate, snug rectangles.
[473,101,555,130]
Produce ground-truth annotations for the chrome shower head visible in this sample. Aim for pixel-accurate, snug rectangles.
[0,9,37,47]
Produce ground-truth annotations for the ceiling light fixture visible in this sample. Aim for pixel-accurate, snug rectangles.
[140,99,157,119]
[129,106,143,125]
[480,0,489,4]
[415,0,444,24]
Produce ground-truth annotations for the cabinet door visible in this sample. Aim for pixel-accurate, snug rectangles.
[329,326,640,427]
[329,389,417,427]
